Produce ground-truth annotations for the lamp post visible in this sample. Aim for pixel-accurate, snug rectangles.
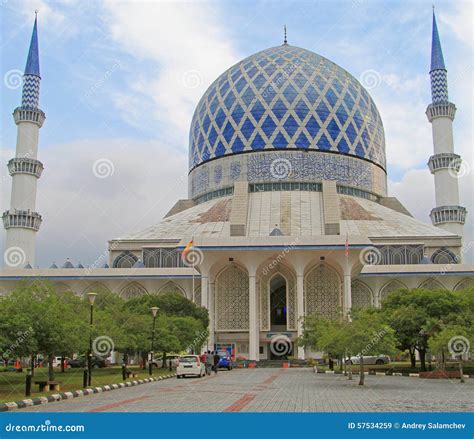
[149,306,159,376]
[86,292,97,387]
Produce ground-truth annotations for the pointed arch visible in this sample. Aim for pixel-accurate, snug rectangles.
[431,248,458,264]
[258,262,296,331]
[379,279,407,303]
[113,251,138,268]
[304,264,341,318]
[215,264,249,331]
[119,282,148,299]
[351,279,373,309]
[54,282,72,293]
[157,281,185,296]
[417,278,445,290]
[82,282,111,298]
[454,278,474,292]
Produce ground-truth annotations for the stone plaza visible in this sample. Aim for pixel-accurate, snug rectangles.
[20,369,474,413]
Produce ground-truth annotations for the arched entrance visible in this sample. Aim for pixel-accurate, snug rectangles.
[270,275,287,331]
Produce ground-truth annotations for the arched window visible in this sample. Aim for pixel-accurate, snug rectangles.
[431,248,459,265]
[113,252,138,268]
[417,278,445,290]
[304,264,341,317]
[379,280,407,304]
[157,281,185,296]
[351,280,373,309]
[215,265,249,330]
[119,282,148,299]
[454,278,474,292]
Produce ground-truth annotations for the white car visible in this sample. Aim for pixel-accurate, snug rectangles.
[344,355,390,365]
[176,355,206,378]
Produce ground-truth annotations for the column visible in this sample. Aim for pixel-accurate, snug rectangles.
[200,275,208,309]
[343,271,352,316]
[296,272,305,359]
[208,281,215,350]
[248,273,258,361]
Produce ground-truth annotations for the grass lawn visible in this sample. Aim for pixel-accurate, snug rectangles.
[0,366,172,404]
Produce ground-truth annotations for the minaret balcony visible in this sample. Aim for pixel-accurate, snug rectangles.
[2,209,42,231]
[13,107,45,128]
[8,158,44,178]
[426,102,456,122]
[430,205,467,226]
[427,153,461,174]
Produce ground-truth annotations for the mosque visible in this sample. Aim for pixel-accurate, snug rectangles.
[1,11,472,360]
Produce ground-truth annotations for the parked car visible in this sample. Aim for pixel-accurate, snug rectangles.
[217,351,233,370]
[152,355,179,368]
[68,355,107,368]
[344,355,390,365]
[176,355,205,378]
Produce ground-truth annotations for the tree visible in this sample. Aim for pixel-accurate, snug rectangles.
[381,288,464,371]
[301,309,397,385]
[429,325,473,383]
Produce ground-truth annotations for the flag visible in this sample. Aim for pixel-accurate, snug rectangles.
[181,239,194,260]
[345,234,349,257]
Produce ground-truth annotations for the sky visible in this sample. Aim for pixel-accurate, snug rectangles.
[0,0,472,267]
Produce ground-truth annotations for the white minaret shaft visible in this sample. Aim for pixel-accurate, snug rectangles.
[2,14,45,268]
[426,11,466,238]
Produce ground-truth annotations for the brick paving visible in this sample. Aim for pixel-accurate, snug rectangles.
[20,369,474,412]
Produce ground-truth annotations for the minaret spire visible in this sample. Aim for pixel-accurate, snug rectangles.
[2,13,45,268]
[426,8,466,246]
[283,25,287,45]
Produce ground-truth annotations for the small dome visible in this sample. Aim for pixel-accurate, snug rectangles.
[62,258,74,269]
[132,259,145,268]
[77,262,84,269]
[49,262,58,269]
[24,262,32,269]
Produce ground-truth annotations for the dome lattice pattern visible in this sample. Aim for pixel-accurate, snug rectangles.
[190,45,386,171]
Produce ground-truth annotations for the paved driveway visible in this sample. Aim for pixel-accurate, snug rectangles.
[21,369,474,412]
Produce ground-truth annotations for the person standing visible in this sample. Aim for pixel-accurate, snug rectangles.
[205,351,213,375]
[213,351,220,375]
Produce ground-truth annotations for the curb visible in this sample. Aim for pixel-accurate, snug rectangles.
[0,373,176,412]
[313,367,472,379]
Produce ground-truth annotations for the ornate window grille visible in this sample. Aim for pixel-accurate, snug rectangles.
[430,248,459,264]
[143,248,186,268]
[376,245,424,265]
[304,264,341,318]
[351,280,373,309]
[113,251,138,268]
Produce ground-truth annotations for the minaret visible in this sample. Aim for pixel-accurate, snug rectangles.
[2,13,45,268]
[426,10,466,238]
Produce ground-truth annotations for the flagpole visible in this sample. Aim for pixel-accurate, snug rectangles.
[192,236,195,303]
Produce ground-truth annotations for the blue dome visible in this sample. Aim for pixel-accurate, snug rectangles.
[189,45,386,171]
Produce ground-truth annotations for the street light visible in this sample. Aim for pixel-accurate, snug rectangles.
[149,306,159,376]
[86,292,97,387]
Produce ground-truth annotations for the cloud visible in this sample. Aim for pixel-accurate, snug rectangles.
[1,139,187,267]
[101,1,241,148]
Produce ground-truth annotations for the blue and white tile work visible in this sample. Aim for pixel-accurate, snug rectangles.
[189,45,386,171]
[21,75,41,109]
[189,150,387,199]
